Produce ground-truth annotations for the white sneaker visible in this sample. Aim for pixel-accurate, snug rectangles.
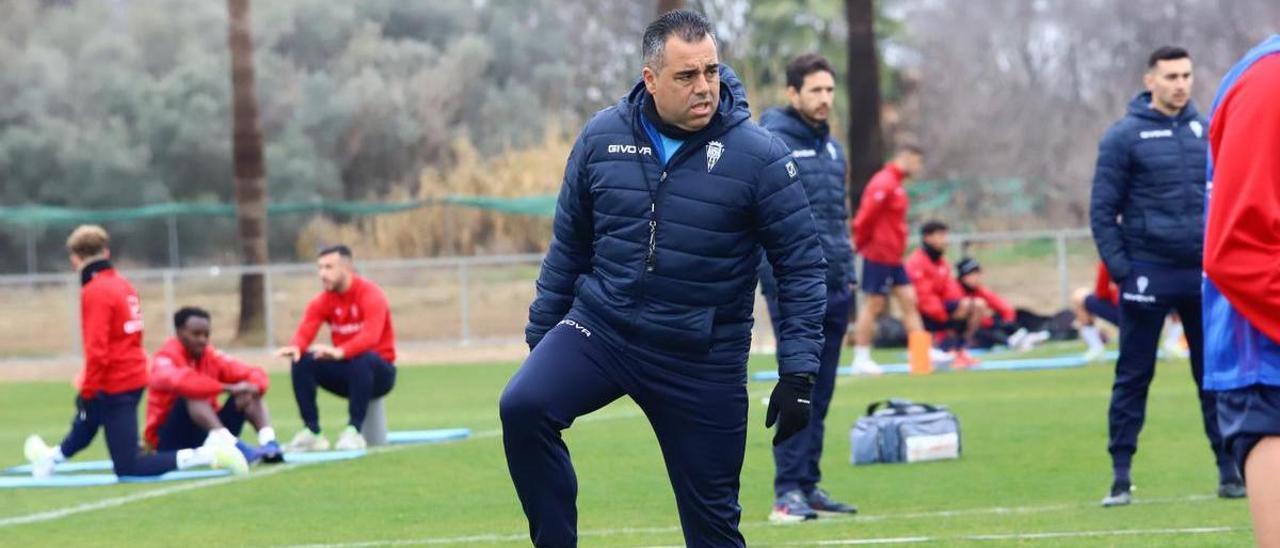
[24,435,57,478]
[850,358,884,376]
[286,430,331,453]
[1023,330,1051,350]
[1083,346,1107,363]
[928,347,955,364]
[334,426,367,451]
[1161,338,1189,359]
[1007,328,1029,351]
[206,442,249,476]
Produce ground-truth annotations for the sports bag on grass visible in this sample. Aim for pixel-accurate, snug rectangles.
[850,399,961,465]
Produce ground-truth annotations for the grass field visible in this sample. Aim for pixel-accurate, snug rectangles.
[0,343,1253,546]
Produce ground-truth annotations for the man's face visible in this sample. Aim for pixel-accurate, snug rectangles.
[317,252,351,292]
[899,151,924,179]
[177,316,211,359]
[1145,58,1193,112]
[642,35,720,132]
[787,70,836,125]
[960,271,982,288]
[924,230,950,252]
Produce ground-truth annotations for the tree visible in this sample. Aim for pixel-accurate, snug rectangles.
[227,0,269,342]
[844,0,883,207]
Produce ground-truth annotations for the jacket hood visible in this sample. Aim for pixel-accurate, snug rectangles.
[760,106,829,141]
[1126,91,1200,123]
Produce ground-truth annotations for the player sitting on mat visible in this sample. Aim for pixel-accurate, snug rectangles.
[146,307,282,463]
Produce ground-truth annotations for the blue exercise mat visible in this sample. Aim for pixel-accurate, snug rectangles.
[0,469,229,488]
[5,460,114,475]
[386,428,471,445]
[749,353,1109,382]
[283,449,366,463]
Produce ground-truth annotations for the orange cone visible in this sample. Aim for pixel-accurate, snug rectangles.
[908,330,933,375]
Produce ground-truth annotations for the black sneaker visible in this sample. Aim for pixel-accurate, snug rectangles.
[1101,480,1132,507]
[806,488,858,516]
[769,490,818,523]
[1218,480,1246,499]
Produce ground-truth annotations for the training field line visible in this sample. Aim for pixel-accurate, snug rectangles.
[0,407,648,531]
[806,525,1243,545]
[275,494,1223,547]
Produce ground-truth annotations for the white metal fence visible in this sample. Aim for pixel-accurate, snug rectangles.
[0,229,1100,359]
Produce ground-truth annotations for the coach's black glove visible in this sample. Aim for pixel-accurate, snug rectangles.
[765,373,815,446]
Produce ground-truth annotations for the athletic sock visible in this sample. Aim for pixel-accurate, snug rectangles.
[51,447,67,464]
[204,428,237,448]
[1163,321,1185,348]
[854,346,872,363]
[176,447,214,470]
[1080,325,1104,351]
[257,426,276,445]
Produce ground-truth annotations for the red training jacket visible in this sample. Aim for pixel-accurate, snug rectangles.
[78,264,148,399]
[905,247,955,323]
[145,337,270,448]
[852,163,910,265]
[1204,53,1280,345]
[1093,262,1119,306]
[290,275,396,363]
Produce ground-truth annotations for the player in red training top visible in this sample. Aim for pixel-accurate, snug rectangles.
[147,307,282,463]
[275,245,397,452]
[23,226,246,478]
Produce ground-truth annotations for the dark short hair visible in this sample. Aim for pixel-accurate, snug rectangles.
[1148,46,1190,68]
[785,53,835,90]
[642,9,715,70]
[174,307,211,330]
[921,220,949,238]
[955,257,982,277]
[318,244,353,259]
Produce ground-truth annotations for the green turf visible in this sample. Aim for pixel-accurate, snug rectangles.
[0,345,1253,546]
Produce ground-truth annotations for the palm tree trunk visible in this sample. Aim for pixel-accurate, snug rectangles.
[227,0,268,343]
[845,0,885,208]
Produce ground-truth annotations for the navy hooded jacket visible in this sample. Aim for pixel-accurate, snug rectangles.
[1089,91,1209,282]
[526,66,827,380]
[757,107,856,295]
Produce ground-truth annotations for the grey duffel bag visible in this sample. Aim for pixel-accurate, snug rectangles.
[850,399,961,465]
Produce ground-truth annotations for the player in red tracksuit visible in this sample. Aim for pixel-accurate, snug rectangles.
[275,245,397,452]
[904,222,984,368]
[147,307,282,463]
[848,141,927,374]
[23,226,246,478]
[1072,262,1121,361]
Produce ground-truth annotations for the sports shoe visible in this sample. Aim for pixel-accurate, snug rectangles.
[208,442,249,476]
[1101,481,1133,507]
[234,440,262,464]
[1083,346,1107,363]
[929,347,955,365]
[850,358,884,376]
[286,429,330,453]
[1023,330,1051,350]
[1218,480,1246,499]
[1162,337,1190,359]
[1007,328,1029,350]
[952,349,980,369]
[24,434,58,478]
[334,426,367,451]
[806,488,858,516]
[769,490,818,523]
[258,440,284,464]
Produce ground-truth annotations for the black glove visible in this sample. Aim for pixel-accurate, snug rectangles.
[765,373,815,446]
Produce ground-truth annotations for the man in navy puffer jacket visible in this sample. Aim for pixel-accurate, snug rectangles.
[499,10,826,547]
[1090,46,1240,508]
[758,53,859,523]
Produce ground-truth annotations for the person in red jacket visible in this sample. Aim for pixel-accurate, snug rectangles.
[275,245,397,452]
[1072,262,1120,361]
[147,307,281,463]
[952,258,1047,352]
[904,222,983,368]
[23,226,246,478]
[848,141,926,374]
